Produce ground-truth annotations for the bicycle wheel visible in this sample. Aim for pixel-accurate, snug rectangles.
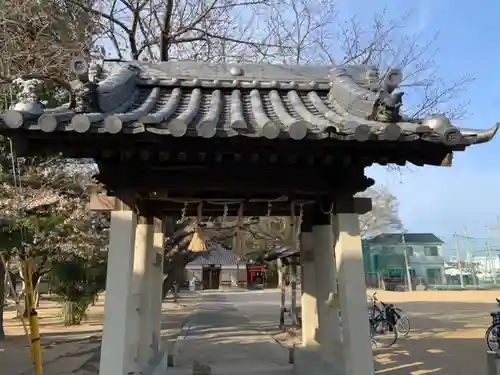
[486,323,500,351]
[371,319,398,349]
[394,308,410,337]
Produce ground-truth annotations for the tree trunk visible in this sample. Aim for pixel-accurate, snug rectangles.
[161,265,185,300]
[277,259,284,287]
[161,272,175,300]
[0,260,6,340]
[22,273,40,317]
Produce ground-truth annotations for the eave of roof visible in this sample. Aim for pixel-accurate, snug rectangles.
[1,61,497,148]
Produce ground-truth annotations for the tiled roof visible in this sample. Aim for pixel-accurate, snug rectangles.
[366,233,444,245]
[187,244,247,266]
[1,61,497,146]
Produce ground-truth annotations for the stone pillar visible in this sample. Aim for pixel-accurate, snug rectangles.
[312,208,342,360]
[138,216,156,365]
[299,216,317,347]
[150,216,165,355]
[334,198,374,375]
[99,194,137,375]
[290,256,298,326]
[127,210,157,371]
[278,258,286,328]
[294,207,343,375]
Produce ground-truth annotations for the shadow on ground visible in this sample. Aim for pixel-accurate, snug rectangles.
[371,301,493,374]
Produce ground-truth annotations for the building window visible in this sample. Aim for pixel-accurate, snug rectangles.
[381,246,394,253]
[405,246,414,256]
[424,246,439,256]
[426,268,442,284]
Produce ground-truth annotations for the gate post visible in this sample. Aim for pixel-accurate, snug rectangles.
[312,206,342,361]
[149,215,165,355]
[335,196,374,375]
[299,214,317,347]
[127,210,155,372]
[99,192,137,375]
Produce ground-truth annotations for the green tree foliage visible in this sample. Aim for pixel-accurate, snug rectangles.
[50,253,106,325]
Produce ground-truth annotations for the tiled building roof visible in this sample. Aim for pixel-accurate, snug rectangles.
[1,61,497,146]
[188,244,247,266]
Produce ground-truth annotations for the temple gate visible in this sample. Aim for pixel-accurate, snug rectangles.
[0,58,496,375]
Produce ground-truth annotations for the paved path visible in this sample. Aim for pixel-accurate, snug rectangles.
[170,290,293,374]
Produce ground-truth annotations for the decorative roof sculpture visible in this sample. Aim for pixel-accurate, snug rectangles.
[1,58,497,147]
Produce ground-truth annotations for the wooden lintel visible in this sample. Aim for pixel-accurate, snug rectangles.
[335,197,372,215]
[353,197,372,215]
[88,195,116,212]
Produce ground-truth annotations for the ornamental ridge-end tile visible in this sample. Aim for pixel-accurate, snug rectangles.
[10,77,45,115]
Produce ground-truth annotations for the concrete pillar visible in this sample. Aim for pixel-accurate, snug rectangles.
[150,216,165,354]
[278,258,286,328]
[300,225,317,347]
[128,215,149,372]
[99,195,137,375]
[312,209,342,360]
[138,216,156,365]
[294,208,343,375]
[334,207,374,375]
[290,256,298,326]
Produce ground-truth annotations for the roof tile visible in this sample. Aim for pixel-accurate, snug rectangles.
[1,61,497,146]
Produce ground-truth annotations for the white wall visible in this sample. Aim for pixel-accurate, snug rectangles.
[370,243,445,283]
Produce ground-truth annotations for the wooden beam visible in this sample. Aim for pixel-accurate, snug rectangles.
[97,168,373,196]
[88,195,116,212]
[87,195,371,216]
[9,132,458,168]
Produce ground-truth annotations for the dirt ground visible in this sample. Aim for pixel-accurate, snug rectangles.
[0,292,199,375]
[369,290,499,374]
[274,289,500,375]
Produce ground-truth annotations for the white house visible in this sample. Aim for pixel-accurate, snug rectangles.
[366,233,445,285]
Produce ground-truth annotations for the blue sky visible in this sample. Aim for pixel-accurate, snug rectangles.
[99,0,500,255]
[335,0,500,252]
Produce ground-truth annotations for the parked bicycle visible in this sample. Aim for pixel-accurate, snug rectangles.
[485,298,500,351]
[370,292,411,337]
[368,293,398,348]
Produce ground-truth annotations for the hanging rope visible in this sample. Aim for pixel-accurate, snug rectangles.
[295,204,303,247]
[235,203,244,257]
[188,202,206,252]
[288,201,296,247]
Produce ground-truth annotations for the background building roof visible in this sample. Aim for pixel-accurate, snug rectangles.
[187,244,247,266]
[366,233,444,245]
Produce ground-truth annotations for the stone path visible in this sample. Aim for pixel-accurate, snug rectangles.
[169,291,293,375]
[0,291,200,375]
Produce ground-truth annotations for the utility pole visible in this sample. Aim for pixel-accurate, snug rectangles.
[464,225,477,286]
[486,239,496,284]
[453,233,465,288]
[485,225,496,284]
[401,231,413,292]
